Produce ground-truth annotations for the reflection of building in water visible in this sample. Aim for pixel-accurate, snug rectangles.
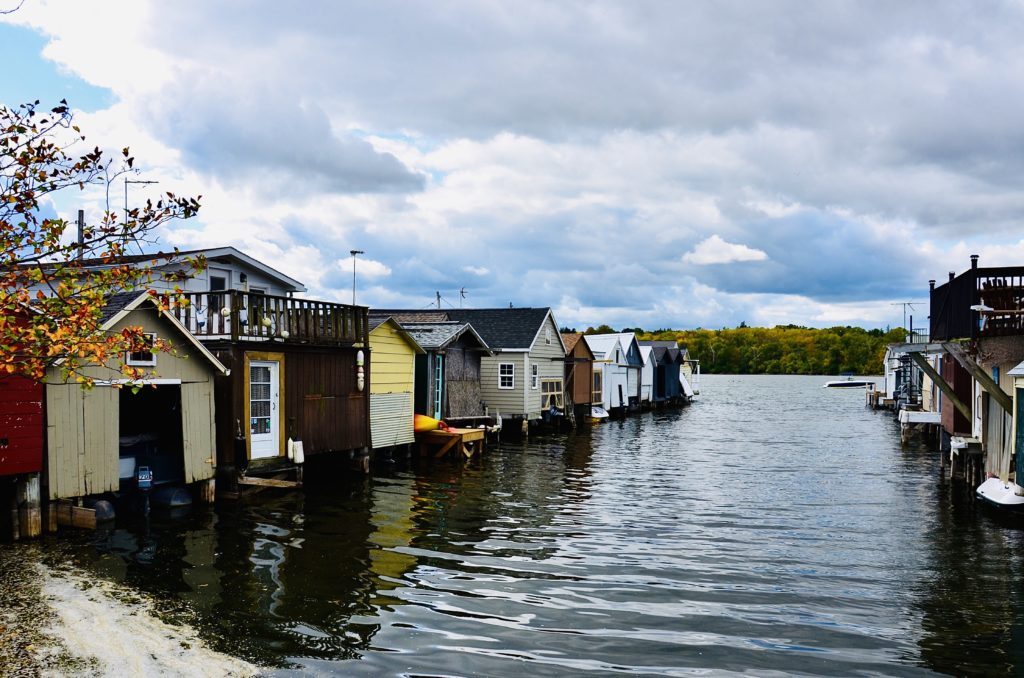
[914,490,1024,675]
[367,475,420,608]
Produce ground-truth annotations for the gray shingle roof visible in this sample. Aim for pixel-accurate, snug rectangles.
[400,322,488,351]
[445,308,552,350]
[99,291,149,325]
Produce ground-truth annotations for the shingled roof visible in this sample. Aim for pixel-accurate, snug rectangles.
[400,321,489,351]
[445,308,554,350]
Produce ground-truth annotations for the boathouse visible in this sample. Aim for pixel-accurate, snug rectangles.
[444,308,567,424]
[585,333,642,413]
[367,316,424,451]
[0,374,44,540]
[561,332,594,422]
[639,340,685,404]
[399,321,490,423]
[45,292,227,503]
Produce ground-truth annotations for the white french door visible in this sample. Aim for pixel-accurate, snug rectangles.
[249,360,280,459]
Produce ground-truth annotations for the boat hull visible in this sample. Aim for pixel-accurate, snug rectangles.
[976,477,1024,510]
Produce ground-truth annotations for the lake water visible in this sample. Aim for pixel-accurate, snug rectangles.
[34,375,1024,676]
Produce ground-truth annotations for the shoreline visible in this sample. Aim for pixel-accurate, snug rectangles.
[0,543,259,677]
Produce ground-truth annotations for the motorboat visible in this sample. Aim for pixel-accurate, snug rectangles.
[823,374,874,388]
[976,476,1024,510]
[588,406,610,423]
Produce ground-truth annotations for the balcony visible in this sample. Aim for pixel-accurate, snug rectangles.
[930,262,1024,341]
[171,290,368,346]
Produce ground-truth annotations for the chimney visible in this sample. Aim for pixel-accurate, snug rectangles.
[971,254,979,269]
[949,271,955,282]
[929,279,936,291]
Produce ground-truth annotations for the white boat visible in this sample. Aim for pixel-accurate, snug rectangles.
[588,406,610,422]
[823,374,874,388]
[976,476,1024,510]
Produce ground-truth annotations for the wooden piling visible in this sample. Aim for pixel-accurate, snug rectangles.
[16,473,41,539]
[197,478,216,504]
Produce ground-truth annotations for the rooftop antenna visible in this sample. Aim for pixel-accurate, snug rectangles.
[436,291,442,309]
[459,287,467,307]
[891,301,919,333]
[124,177,158,255]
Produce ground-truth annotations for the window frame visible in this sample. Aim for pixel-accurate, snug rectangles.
[531,363,539,390]
[126,332,157,367]
[541,378,564,409]
[498,362,515,390]
[592,370,603,404]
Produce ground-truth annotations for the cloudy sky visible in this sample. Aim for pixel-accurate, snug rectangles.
[3,0,1023,331]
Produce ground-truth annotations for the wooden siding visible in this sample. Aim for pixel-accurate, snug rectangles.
[369,322,416,395]
[565,341,593,406]
[480,353,526,417]
[445,343,484,418]
[45,307,220,499]
[212,344,371,463]
[46,383,118,499]
[0,376,43,476]
[941,355,973,435]
[371,392,415,448]
[525,315,567,419]
[181,382,216,482]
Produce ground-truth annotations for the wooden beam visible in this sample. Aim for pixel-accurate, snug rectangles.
[942,342,1013,413]
[908,352,971,421]
[237,476,302,489]
[54,501,97,530]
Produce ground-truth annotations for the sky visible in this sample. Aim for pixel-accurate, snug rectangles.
[3,0,1024,332]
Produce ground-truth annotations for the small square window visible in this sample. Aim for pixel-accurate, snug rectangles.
[126,333,156,367]
[499,363,515,389]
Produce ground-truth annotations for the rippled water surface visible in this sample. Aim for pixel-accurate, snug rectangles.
[41,375,1024,675]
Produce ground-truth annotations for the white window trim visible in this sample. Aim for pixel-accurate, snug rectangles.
[498,362,515,390]
[126,332,157,367]
[531,364,539,390]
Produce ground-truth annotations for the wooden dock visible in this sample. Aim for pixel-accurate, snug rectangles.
[417,428,487,459]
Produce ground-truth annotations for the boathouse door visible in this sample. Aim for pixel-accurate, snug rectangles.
[250,361,280,459]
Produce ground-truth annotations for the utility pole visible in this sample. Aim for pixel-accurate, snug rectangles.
[350,250,364,305]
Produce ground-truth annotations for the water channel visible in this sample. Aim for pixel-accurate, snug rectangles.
[30,375,1024,675]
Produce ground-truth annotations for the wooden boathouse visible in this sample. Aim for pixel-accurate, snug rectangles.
[367,316,424,452]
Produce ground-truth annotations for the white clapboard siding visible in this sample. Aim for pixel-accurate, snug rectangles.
[371,392,415,449]
[181,382,217,483]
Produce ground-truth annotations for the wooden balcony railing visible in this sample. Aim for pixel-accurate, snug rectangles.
[172,290,368,345]
[930,265,1024,341]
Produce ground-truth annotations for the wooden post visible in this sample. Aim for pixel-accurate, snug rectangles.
[44,499,58,533]
[17,473,41,539]
[9,488,19,541]
[197,478,216,504]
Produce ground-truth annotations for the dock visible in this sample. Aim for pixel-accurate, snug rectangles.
[417,427,487,459]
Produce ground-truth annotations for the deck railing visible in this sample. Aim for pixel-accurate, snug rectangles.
[930,264,1024,341]
[172,290,368,345]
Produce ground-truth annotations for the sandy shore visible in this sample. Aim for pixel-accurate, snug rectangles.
[0,544,260,677]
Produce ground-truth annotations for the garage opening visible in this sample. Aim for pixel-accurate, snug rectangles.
[118,385,185,488]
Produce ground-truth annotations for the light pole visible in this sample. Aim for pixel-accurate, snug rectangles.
[350,249,364,305]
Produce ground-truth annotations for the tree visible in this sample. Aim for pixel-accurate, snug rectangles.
[1,100,202,385]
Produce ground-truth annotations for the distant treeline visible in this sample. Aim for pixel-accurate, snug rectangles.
[574,325,905,375]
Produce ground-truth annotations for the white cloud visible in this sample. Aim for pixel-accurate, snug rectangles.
[682,235,769,265]
[463,266,490,276]
[338,257,391,278]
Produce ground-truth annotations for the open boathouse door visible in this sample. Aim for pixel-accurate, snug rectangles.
[118,385,185,489]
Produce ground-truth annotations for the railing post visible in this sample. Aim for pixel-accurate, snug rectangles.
[230,290,241,341]
[971,254,980,340]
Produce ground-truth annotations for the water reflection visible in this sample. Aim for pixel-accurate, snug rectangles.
[31,376,1024,675]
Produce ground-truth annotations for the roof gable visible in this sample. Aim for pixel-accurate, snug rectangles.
[446,308,556,351]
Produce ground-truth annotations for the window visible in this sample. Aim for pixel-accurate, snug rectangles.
[126,333,156,367]
[592,371,603,404]
[499,363,515,389]
[531,364,539,389]
[542,379,563,410]
[209,273,227,313]
[545,327,552,344]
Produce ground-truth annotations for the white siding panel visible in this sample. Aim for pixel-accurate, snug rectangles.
[371,392,415,448]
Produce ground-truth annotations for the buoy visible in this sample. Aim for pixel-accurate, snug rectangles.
[293,439,305,465]
[414,414,447,433]
[287,437,294,460]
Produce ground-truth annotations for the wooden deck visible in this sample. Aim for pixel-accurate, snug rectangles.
[417,428,487,459]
